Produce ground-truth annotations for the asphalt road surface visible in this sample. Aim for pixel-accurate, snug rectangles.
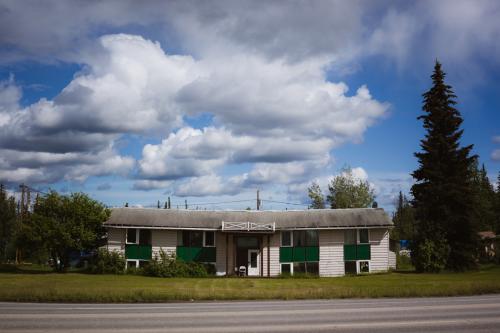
[1,294,500,333]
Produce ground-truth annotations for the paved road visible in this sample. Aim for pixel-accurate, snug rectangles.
[1,295,500,332]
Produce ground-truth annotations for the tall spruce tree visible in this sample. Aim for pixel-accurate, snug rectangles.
[411,61,478,272]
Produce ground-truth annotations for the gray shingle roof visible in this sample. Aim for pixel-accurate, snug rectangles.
[105,207,393,230]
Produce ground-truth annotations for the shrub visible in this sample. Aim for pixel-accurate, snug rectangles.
[411,239,449,273]
[142,249,208,278]
[89,249,125,274]
[396,253,414,271]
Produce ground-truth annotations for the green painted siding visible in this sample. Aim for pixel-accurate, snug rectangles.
[344,244,357,261]
[125,244,152,260]
[279,246,319,262]
[293,247,306,262]
[176,246,216,263]
[306,246,319,262]
[357,244,371,260]
[343,244,371,261]
[280,247,293,262]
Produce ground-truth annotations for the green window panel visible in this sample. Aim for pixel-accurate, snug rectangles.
[305,246,319,262]
[293,247,306,262]
[344,244,357,261]
[280,246,319,262]
[280,247,293,262]
[197,247,216,262]
[176,246,216,263]
[343,244,371,261]
[357,244,371,260]
[125,244,152,260]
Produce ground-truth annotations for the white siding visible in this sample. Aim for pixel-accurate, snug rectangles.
[151,230,177,258]
[216,232,227,276]
[106,228,125,254]
[319,230,344,277]
[269,233,281,276]
[370,228,390,272]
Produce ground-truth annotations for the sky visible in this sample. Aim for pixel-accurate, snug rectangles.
[0,0,499,211]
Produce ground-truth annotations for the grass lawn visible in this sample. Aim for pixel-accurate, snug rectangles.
[1,265,500,302]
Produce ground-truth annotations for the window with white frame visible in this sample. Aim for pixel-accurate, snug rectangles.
[359,261,370,273]
[203,231,215,247]
[281,231,292,247]
[281,263,292,274]
[126,228,137,244]
[344,229,369,245]
[359,229,369,244]
[179,230,215,247]
[126,229,151,245]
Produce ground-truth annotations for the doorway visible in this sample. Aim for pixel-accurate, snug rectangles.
[247,249,260,276]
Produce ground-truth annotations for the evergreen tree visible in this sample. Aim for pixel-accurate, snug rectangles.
[308,181,325,209]
[411,61,478,272]
[470,162,496,231]
[327,166,375,209]
[495,172,500,233]
[0,185,16,261]
[391,191,415,241]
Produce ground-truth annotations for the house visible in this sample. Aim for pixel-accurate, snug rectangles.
[478,231,497,261]
[104,207,395,276]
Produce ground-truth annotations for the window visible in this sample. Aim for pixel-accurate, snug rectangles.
[359,261,369,273]
[281,263,291,274]
[306,262,319,275]
[291,230,318,247]
[345,261,357,274]
[281,231,292,247]
[288,262,319,275]
[305,230,319,246]
[180,231,214,247]
[127,229,151,245]
[344,229,357,244]
[139,229,152,245]
[126,260,138,268]
[359,229,369,244]
[127,228,137,244]
[293,262,306,274]
[293,230,306,247]
[204,231,215,247]
[190,231,203,247]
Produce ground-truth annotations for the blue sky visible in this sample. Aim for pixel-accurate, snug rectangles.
[0,1,499,211]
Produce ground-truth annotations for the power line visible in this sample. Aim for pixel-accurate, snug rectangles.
[261,199,308,206]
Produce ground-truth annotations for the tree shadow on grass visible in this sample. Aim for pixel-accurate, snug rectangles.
[0,263,56,274]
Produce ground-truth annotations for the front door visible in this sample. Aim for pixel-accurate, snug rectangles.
[247,249,259,276]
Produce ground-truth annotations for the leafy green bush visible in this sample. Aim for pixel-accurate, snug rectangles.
[411,239,449,273]
[89,249,125,274]
[142,249,208,278]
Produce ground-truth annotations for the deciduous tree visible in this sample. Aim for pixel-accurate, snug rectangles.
[308,181,325,209]
[31,191,110,271]
[327,166,375,209]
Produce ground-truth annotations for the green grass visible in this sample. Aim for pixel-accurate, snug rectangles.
[1,265,499,302]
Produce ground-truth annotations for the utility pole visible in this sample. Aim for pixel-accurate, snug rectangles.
[257,190,261,211]
[168,196,171,209]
